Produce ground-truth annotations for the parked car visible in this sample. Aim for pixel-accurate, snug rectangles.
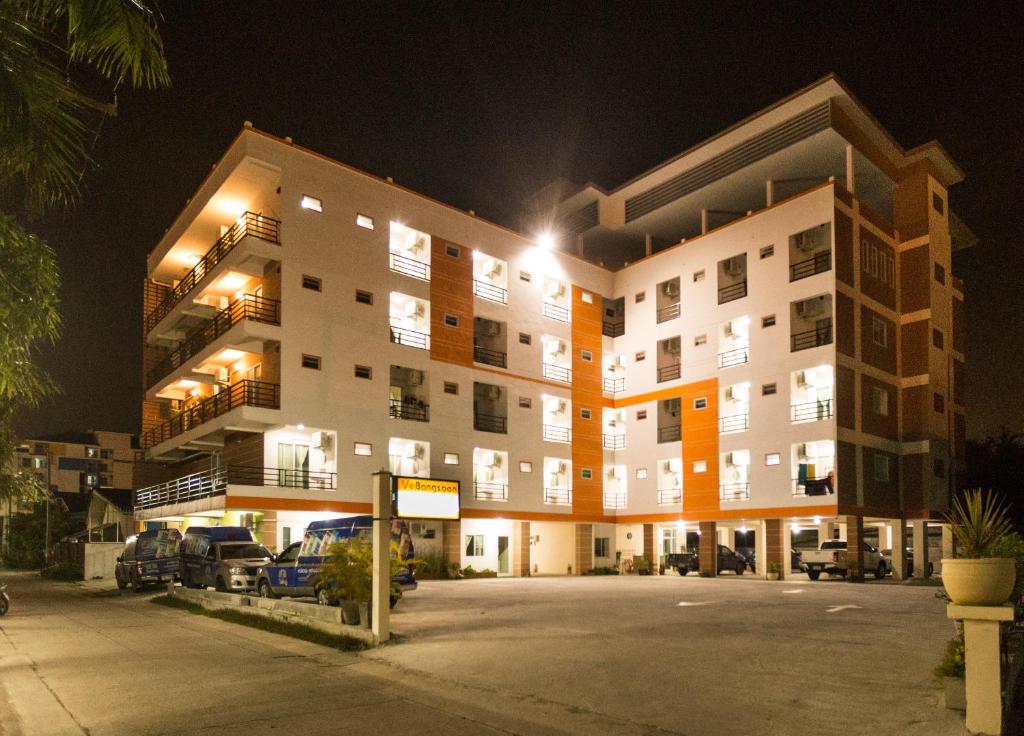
[255,516,417,605]
[801,540,888,580]
[179,526,272,592]
[738,547,803,574]
[666,544,748,575]
[115,528,182,592]
[881,548,935,578]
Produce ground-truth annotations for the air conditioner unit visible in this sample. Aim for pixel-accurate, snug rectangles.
[547,460,566,475]
[408,370,423,386]
[796,443,809,460]
[794,231,817,252]
[404,301,424,318]
[664,337,681,355]
[545,281,565,299]
[483,321,500,337]
[483,258,502,278]
[668,458,682,474]
[610,466,624,480]
[724,256,744,276]
[615,354,626,368]
[661,280,680,298]
[311,432,332,451]
[487,385,502,401]
[795,297,826,319]
[545,339,563,355]
[405,444,424,460]
[724,386,735,401]
[795,371,808,388]
[725,452,736,466]
[481,451,496,467]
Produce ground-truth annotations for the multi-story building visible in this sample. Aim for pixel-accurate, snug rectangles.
[135,75,970,579]
[14,430,136,494]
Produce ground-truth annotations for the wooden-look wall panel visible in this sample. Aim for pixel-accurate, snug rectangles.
[428,236,474,366]
[900,321,929,378]
[570,286,604,518]
[899,245,930,314]
[834,207,855,287]
[680,378,719,516]
[859,305,897,375]
[835,290,855,358]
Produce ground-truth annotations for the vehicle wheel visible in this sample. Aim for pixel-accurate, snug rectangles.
[735,562,745,576]
[874,563,886,580]
[131,572,143,593]
[316,587,332,606]
[258,580,276,599]
[215,577,227,593]
[0,597,8,616]
[927,562,935,577]
[807,570,821,581]
[677,567,688,576]
[116,575,128,590]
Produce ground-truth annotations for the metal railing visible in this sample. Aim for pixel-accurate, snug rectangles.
[145,212,280,333]
[543,302,570,323]
[791,321,833,352]
[140,380,280,449]
[603,434,626,450]
[544,487,572,505]
[719,414,750,433]
[135,464,336,510]
[543,363,571,383]
[789,250,832,281]
[474,345,507,368]
[657,489,682,505]
[602,321,625,338]
[718,280,747,304]
[389,251,430,281]
[657,425,681,443]
[543,424,571,443]
[656,303,681,323]
[389,398,429,422]
[602,376,625,394]
[146,294,281,388]
[657,363,681,382]
[473,413,507,434]
[792,475,835,497]
[603,492,627,509]
[720,483,751,502]
[473,279,507,304]
[791,399,833,423]
[389,323,430,350]
[718,346,749,368]
[473,482,508,501]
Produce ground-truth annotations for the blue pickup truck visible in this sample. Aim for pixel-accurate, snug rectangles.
[115,528,182,591]
[255,516,416,604]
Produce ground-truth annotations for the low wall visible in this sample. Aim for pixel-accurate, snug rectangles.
[167,586,380,646]
[84,543,122,579]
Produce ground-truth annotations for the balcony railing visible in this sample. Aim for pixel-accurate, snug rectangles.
[146,294,281,388]
[657,363,681,382]
[544,487,572,505]
[389,323,430,350]
[145,212,281,334]
[720,483,751,502]
[791,321,833,352]
[134,464,336,510]
[602,376,625,394]
[656,303,681,323]
[473,279,507,304]
[473,413,507,434]
[657,425,681,443]
[602,320,625,338]
[389,398,429,422]
[543,363,571,383]
[140,380,279,449]
[718,280,747,304]
[657,489,682,505]
[789,250,832,282]
[602,434,626,450]
[389,251,430,281]
[474,345,508,368]
[473,481,508,501]
[543,302,570,323]
[543,424,571,443]
[717,347,749,369]
[793,475,835,497]
[603,492,627,509]
[719,414,750,434]
[791,399,833,423]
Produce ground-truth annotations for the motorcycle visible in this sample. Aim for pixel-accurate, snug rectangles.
[0,583,8,616]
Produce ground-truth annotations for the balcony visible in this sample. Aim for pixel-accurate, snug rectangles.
[789,251,832,282]
[473,481,508,501]
[473,280,507,304]
[473,413,507,434]
[657,363,681,383]
[791,399,833,423]
[544,487,572,506]
[390,323,430,350]
[134,464,336,511]
[719,414,750,434]
[602,434,626,450]
[720,483,751,502]
[791,321,833,352]
[543,302,570,323]
[474,345,508,368]
[603,492,627,509]
[140,380,279,449]
[543,425,571,443]
[657,425,681,443]
[657,489,682,505]
[793,475,835,497]
[717,347,749,369]
[656,303,681,323]
[602,321,625,338]
[146,294,281,388]
[389,398,429,422]
[543,363,571,383]
[602,376,625,394]
[145,213,281,335]
[717,280,747,305]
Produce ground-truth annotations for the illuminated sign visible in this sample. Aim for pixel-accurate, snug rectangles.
[393,476,460,520]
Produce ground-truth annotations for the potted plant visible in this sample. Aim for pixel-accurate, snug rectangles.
[316,538,373,625]
[943,488,1016,606]
[635,557,652,576]
[933,635,966,711]
[766,561,780,581]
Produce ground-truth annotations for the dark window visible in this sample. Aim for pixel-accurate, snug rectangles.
[934,393,945,413]
[302,275,322,291]
[932,328,944,349]
[445,244,460,258]
[694,397,707,409]
[635,351,646,362]
[932,192,945,214]
[354,365,372,380]
[355,289,373,305]
[581,349,593,362]
[635,292,646,303]
[443,382,458,395]
[762,314,776,328]
[636,410,647,420]
[594,537,610,557]
[762,383,777,396]
[444,313,460,328]
[519,333,531,345]
[580,408,592,420]
[581,467,593,480]
[934,263,945,284]
[301,354,321,370]
[760,245,774,259]
[518,397,532,409]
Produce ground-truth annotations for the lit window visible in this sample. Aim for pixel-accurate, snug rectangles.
[762,314,776,328]
[762,383,777,396]
[445,244,460,258]
[872,386,889,416]
[519,397,532,409]
[356,213,374,230]
[465,535,484,557]
[444,382,458,395]
[444,314,460,328]
[694,334,707,346]
[693,397,707,410]
[636,467,648,480]
[354,365,372,380]
[580,408,592,420]
[581,349,593,362]
[693,460,707,473]
[635,292,646,303]
[519,461,533,473]
[301,354,321,370]
[302,275,322,292]
[765,453,781,466]
[354,442,372,456]
[581,292,593,304]
[300,195,323,212]
[693,269,705,282]
[760,245,774,259]
[444,452,459,465]
[355,289,373,305]
[581,467,593,480]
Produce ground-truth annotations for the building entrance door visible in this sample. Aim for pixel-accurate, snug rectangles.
[497,535,509,574]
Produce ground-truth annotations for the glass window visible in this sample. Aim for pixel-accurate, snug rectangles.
[465,535,484,557]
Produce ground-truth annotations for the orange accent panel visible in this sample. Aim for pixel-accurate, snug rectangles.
[614,504,839,523]
[429,236,473,366]
[680,378,719,516]
[462,509,615,523]
[226,497,372,513]
[570,286,604,518]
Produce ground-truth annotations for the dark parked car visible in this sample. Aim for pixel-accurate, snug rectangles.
[739,547,803,574]
[667,544,748,575]
[881,548,935,578]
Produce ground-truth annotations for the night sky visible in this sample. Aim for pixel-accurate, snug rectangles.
[15,3,1023,442]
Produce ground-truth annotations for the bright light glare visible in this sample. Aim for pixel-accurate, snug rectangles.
[537,232,556,250]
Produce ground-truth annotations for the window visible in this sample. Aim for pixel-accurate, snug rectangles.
[581,291,593,304]
[932,192,945,215]
[444,313,460,328]
[932,328,944,349]
[581,467,593,480]
[693,460,707,473]
[444,452,459,465]
[635,351,646,362]
[581,349,593,362]
[693,269,705,282]
[300,195,323,212]
[694,334,707,346]
[594,537,610,558]
[520,270,532,283]
[580,408,592,420]
[301,354,321,370]
[355,289,373,305]
[443,381,459,395]
[934,393,945,413]
[873,454,891,482]
[635,292,646,303]
[760,245,774,259]
[871,386,889,415]
[519,397,532,409]
[636,410,647,421]
[356,213,374,230]
[765,453,781,466]
[934,263,945,284]
[762,383,777,396]
[635,467,648,480]
[519,461,533,473]
[86,447,99,459]
[762,314,776,328]
[354,442,372,456]
[302,275,322,291]
[693,397,707,410]
[445,244,460,258]
[519,332,531,345]
[465,535,484,557]
[354,365,372,380]
[871,317,888,348]
[934,458,945,478]
[861,239,896,287]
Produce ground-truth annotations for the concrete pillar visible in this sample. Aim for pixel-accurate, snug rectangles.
[574,523,593,575]
[765,519,789,580]
[948,604,1015,735]
[889,520,907,581]
[912,520,930,578]
[260,511,278,552]
[765,179,774,207]
[941,523,955,573]
[442,520,462,573]
[512,521,530,577]
[845,515,865,582]
[755,520,768,579]
[845,143,855,194]
[698,521,717,576]
[700,208,709,235]
[644,233,653,257]
[371,471,392,643]
[643,523,656,573]
[816,521,835,546]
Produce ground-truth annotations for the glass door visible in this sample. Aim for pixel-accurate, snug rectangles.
[277,443,310,488]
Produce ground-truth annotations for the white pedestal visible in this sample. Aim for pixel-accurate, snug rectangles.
[947,604,1014,735]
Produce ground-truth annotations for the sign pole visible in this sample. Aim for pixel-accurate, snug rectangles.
[371,470,392,644]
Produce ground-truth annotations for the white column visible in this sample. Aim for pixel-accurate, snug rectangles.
[700,208,709,235]
[371,470,392,644]
[912,520,929,578]
[782,522,794,579]
[941,523,955,575]
[755,520,768,579]
[948,604,1014,735]
[765,180,774,207]
[845,143,855,194]
[889,520,907,581]
[817,521,835,546]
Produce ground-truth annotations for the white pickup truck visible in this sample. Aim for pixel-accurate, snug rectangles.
[800,540,889,580]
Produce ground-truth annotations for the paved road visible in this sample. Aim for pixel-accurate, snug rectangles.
[0,572,964,735]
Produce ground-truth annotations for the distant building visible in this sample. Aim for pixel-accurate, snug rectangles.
[14,430,137,494]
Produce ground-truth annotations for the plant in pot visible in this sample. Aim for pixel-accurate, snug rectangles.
[634,557,652,576]
[317,538,372,624]
[766,561,780,581]
[933,635,966,711]
[943,488,1016,606]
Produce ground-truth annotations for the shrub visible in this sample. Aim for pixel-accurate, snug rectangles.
[413,549,449,580]
[947,488,1012,558]
[316,538,413,603]
[990,532,1024,604]
[634,558,652,575]
[766,561,779,574]
[461,564,477,576]
[934,635,965,683]
[587,566,619,575]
